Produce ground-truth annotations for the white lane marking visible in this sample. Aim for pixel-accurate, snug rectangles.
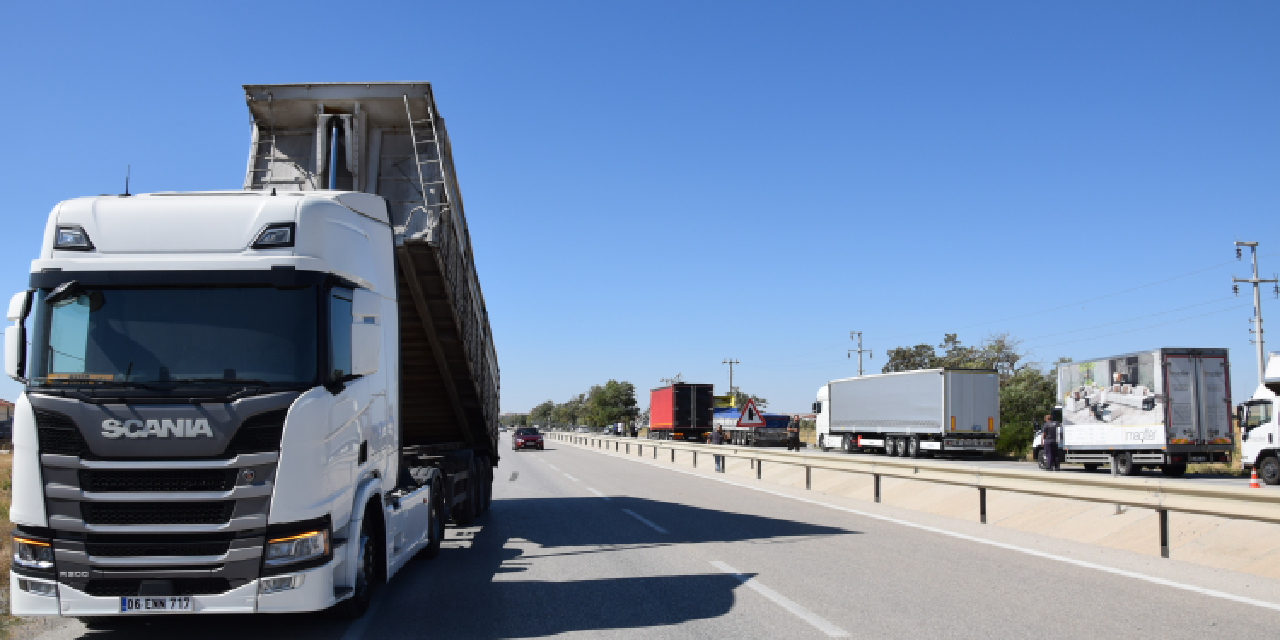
[563,473,579,482]
[711,561,850,637]
[621,508,669,534]
[569,441,1280,614]
[587,487,612,501]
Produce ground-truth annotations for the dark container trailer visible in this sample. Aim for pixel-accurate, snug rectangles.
[648,384,713,441]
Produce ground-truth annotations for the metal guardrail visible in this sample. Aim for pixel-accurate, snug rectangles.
[551,433,1280,558]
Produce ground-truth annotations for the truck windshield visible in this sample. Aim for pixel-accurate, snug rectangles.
[1244,402,1273,430]
[28,286,318,388]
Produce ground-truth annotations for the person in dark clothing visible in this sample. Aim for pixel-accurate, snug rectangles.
[1042,413,1060,471]
[786,418,801,451]
[711,426,726,472]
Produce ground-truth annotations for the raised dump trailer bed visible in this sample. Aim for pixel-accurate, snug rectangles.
[243,83,499,457]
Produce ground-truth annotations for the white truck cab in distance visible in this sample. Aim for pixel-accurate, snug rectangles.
[1240,353,1280,484]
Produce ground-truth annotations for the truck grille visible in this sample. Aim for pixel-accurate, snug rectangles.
[35,409,91,457]
[223,409,287,456]
[84,578,231,597]
[87,541,232,557]
[81,501,235,526]
[85,534,233,557]
[79,469,238,493]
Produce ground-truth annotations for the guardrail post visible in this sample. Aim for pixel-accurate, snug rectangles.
[806,466,811,490]
[1159,509,1169,558]
[979,487,987,524]
[874,474,881,503]
[756,460,762,480]
[693,451,697,468]
[626,443,630,455]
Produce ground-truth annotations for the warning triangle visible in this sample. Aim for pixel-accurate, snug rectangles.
[737,398,765,427]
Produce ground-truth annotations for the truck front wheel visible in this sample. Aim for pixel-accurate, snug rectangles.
[334,506,381,619]
[819,435,829,452]
[1260,456,1280,485]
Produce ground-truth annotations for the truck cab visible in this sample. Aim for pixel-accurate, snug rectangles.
[1240,353,1280,484]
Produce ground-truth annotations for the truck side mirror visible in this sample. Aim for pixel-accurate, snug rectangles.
[1236,405,1244,428]
[350,288,381,377]
[4,291,32,382]
[812,401,822,414]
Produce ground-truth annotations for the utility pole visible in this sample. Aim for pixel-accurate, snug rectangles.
[722,358,739,400]
[1233,241,1279,387]
[848,331,873,376]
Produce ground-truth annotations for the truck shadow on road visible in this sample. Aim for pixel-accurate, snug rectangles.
[58,496,856,638]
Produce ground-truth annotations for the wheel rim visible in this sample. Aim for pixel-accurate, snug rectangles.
[1263,459,1279,482]
[354,532,373,598]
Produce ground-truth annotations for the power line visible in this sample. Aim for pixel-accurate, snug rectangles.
[1023,304,1249,350]
[882,257,1242,341]
[1018,296,1233,342]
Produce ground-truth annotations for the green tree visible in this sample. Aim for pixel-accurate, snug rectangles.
[586,380,638,427]
[528,400,555,427]
[995,367,1057,456]
[729,387,768,410]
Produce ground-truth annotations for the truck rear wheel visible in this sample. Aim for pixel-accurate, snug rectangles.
[1115,453,1139,476]
[907,436,921,459]
[843,435,854,454]
[1260,456,1280,485]
[885,438,898,456]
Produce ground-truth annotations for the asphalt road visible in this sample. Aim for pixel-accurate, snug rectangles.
[21,433,1280,638]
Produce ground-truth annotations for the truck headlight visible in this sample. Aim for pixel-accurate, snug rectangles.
[13,536,54,571]
[265,530,329,567]
[259,574,305,595]
[54,225,95,251]
[252,223,296,249]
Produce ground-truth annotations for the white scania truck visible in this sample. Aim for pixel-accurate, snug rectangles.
[3,83,500,618]
[1033,348,1232,476]
[813,369,1000,457]
[1239,353,1280,484]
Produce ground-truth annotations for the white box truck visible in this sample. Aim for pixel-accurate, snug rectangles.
[1034,348,1233,476]
[2,83,499,618]
[813,369,1000,457]
[1236,353,1278,483]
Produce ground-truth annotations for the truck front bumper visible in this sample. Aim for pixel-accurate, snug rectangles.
[11,560,339,616]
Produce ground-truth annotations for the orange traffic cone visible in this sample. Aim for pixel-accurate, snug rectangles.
[1249,468,1262,489]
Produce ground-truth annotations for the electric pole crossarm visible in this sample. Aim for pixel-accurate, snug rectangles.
[1233,241,1277,387]
[848,331,873,377]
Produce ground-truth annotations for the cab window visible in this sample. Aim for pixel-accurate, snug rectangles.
[1245,402,1273,430]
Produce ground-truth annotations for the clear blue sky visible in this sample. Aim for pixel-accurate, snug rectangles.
[1,1,1277,413]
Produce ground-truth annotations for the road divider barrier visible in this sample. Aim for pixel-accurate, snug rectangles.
[551,433,1280,559]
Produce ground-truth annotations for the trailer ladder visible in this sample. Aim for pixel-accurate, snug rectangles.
[400,94,452,238]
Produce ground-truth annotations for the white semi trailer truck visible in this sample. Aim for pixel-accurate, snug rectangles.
[2,83,499,618]
[1033,348,1232,476]
[1238,353,1280,484]
[813,369,1000,457]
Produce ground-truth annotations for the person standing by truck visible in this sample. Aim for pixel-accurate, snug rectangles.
[711,425,726,472]
[786,417,801,451]
[1042,413,1061,471]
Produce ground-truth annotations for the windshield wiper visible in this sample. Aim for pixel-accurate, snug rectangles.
[171,378,273,386]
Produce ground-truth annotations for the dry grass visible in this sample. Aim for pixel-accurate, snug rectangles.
[0,453,18,637]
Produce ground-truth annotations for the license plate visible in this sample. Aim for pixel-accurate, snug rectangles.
[1189,455,1208,463]
[121,596,192,612]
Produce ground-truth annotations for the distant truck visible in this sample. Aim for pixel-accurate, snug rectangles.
[814,369,1000,457]
[712,407,791,446]
[647,383,712,441]
[1238,353,1280,484]
[1035,348,1232,476]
